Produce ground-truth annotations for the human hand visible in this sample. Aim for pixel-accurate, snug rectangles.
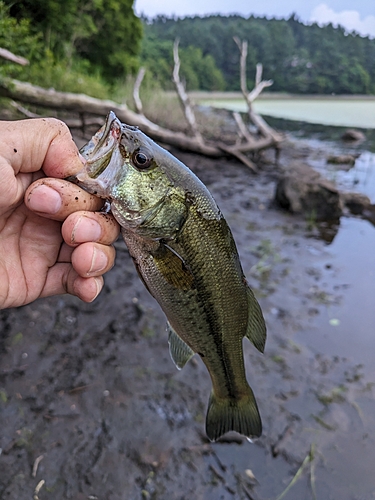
[0,118,120,309]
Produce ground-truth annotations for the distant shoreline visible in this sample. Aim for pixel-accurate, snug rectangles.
[188,91,375,101]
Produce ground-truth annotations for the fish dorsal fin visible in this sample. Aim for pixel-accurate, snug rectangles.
[245,287,267,353]
[167,322,195,370]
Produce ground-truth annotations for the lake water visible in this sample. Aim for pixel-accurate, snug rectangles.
[198,94,375,129]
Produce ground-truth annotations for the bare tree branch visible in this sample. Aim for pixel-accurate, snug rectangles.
[10,100,39,118]
[0,47,29,66]
[133,67,146,115]
[255,63,263,88]
[233,111,254,144]
[233,38,282,145]
[172,39,203,143]
[219,143,258,172]
[233,37,248,95]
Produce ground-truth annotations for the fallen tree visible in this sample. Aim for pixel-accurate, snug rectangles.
[0,39,282,170]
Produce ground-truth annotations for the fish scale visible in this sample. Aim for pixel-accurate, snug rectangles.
[69,111,267,441]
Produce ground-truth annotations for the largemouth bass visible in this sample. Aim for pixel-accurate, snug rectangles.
[70,112,266,441]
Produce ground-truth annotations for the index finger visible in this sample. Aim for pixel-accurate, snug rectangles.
[25,178,104,221]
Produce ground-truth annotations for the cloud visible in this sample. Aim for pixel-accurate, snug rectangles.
[310,3,375,38]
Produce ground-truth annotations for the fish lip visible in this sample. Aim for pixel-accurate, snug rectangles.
[90,111,122,159]
[80,111,122,163]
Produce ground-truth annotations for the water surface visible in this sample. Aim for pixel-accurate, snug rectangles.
[199,95,375,129]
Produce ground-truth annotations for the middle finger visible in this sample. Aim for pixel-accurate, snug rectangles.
[62,211,120,247]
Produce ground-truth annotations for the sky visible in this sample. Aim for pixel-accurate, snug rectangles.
[134,0,375,38]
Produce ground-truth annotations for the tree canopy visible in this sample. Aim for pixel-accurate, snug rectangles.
[1,4,374,95]
[142,14,375,94]
[2,0,142,80]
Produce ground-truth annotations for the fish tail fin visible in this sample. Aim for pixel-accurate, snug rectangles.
[205,388,262,442]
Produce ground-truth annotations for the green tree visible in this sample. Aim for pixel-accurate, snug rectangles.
[140,33,225,91]
[5,0,142,80]
[143,14,375,94]
[0,1,43,79]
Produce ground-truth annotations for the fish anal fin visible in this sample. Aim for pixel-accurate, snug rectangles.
[167,322,195,370]
[205,388,262,442]
[245,286,267,353]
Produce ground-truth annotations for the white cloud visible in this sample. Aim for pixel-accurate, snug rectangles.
[310,3,375,38]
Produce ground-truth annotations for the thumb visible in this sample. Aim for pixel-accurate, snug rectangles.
[0,118,84,177]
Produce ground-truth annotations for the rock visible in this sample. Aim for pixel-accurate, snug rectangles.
[341,129,366,142]
[340,192,371,215]
[327,154,358,168]
[275,163,342,221]
[340,192,375,224]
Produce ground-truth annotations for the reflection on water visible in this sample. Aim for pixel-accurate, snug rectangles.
[322,151,375,202]
[201,96,375,129]
[298,217,375,379]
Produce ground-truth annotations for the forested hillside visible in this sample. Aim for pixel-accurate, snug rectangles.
[0,0,142,97]
[141,14,375,94]
[1,2,374,96]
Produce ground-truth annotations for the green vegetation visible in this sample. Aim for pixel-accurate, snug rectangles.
[0,0,141,95]
[1,4,375,97]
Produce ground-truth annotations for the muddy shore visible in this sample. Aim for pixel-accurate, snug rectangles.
[1,126,375,500]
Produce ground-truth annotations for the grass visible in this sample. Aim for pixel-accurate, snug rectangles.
[276,444,317,500]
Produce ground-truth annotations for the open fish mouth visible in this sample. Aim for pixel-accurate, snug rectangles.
[80,111,123,179]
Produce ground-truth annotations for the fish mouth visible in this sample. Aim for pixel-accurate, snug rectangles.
[79,111,123,179]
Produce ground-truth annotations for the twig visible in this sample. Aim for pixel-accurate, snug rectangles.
[133,67,146,115]
[310,443,317,500]
[275,444,315,500]
[209,464,226,482]
[10,100,40,118]
[33,479,45,500]
[0,47,29,66]
[32,455,44,477]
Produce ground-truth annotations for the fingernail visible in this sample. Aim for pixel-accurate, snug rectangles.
[27,185,62,214]
[72,216,101,243]
[78,153,87,164]
[91,277,103,301]
[88,247,108,274]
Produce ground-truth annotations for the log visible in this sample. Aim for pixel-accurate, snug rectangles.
[0,78,272,158]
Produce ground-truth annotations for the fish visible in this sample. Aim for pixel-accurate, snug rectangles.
[69,111,266,441]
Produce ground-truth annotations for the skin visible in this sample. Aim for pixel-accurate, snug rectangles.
[0,117,120,309]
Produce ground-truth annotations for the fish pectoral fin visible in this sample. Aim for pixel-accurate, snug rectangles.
[167,322,195,370]
[245,287,267,353]
[206,388,262,442]
[153,242,195,291]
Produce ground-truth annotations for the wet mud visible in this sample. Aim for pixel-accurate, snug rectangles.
[1,132,375,500]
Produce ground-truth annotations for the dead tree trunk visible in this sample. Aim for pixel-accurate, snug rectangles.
[233,38,282,149]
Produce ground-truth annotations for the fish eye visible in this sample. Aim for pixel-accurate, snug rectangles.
[132,149,153,170]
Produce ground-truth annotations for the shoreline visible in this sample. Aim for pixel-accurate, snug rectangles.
[189,90,375,101]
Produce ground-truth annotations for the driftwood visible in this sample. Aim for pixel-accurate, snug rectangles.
[233,38,282,146]
[0,39,281,168]
[172,39,203,144]
[0,47,29,66]
[132,66,146,115]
